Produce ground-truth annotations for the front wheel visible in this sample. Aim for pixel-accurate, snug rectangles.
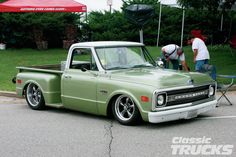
[26,83,45,110]
[112,95,141,125]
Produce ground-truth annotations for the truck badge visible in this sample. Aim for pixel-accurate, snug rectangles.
[187,79,194,85]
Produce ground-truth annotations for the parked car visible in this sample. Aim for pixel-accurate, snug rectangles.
[15,41,217,125]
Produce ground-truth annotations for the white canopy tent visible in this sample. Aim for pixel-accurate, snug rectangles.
[156,0,185,47]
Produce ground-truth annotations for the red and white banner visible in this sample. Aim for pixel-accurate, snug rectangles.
[0,0,87,12]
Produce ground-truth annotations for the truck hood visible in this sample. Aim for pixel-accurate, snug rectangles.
[109,67,214,89]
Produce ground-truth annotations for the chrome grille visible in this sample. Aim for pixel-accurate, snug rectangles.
[165,85,214,106]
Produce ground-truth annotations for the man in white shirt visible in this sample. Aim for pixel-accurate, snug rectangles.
[161,44,189,71]
[189,37,216,80]
[191,37,210,69]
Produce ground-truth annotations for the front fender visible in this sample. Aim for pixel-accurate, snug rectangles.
[107,90,150,121]
[97,81,155,122]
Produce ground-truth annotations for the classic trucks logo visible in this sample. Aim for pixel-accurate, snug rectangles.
[171,136,234,155]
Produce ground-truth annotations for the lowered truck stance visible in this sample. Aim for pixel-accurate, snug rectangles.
[16,41,217,125]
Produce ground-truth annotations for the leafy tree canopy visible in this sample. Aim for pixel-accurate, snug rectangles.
[177,0,236,11]
[121,0,159,10]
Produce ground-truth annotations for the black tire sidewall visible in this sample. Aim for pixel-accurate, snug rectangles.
[26,83,45,110]
[112,95,141,125]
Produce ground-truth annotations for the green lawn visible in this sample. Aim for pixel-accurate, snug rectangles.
[0,46,236,91]
[0,49,67,91]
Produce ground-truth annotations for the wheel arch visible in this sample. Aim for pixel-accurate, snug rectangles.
[106,94,121,118]
[22,80,44,96]
[106,90,143,119]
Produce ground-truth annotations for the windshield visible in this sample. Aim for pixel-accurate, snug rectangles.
[95,46,155,70]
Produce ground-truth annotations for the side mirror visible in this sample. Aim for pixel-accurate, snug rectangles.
[156,57,164,68]
[81,66,98,77]
[81,66,87,72]
[81,67,87,72]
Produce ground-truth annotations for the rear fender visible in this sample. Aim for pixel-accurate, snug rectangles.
[16,72,61,104]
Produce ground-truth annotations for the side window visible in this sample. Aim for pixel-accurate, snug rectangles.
[70,48,98,71]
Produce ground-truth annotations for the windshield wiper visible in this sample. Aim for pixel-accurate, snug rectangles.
[131,64,153,68]
[106,66,128,70]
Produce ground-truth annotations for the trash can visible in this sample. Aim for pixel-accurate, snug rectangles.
[0,43,6,50]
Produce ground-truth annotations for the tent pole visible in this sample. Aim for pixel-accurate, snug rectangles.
[85,11,88,23]
[140,29,144,43]
[220,13,223,31]
[157,2,162,47]
[180,8,185,48]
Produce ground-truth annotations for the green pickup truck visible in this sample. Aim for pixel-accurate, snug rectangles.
[15,41,217,125]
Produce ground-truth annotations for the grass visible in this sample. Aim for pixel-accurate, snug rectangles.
[0,49,67,91]
[0,45,236,91]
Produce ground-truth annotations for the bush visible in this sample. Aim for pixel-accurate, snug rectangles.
[0,13,80,48]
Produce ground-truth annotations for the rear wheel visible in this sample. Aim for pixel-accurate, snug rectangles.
[26,83,45,110]
[112,95,141,125]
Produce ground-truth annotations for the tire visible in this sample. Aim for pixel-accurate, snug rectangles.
[112,95,141,125]
[26,83,45,110]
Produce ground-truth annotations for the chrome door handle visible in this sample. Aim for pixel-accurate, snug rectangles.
[64,75,72,79]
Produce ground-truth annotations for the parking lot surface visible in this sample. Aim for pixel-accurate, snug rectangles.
[0,92,236,157]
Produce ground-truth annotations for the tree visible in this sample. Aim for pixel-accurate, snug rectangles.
[121,0,159,9]
[177,0,236,12]
[86,11,138,42]
[177,0,236,43]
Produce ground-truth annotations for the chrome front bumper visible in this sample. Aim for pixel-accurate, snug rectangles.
[148,100,217,123]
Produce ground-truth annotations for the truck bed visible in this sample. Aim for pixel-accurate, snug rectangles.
[17,64,63,74]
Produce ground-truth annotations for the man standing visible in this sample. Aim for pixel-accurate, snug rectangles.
[189,36,216,80]
[190,37,210,70]
[161,44,189,71]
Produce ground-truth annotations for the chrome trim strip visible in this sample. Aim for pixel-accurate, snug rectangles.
[16,87,22,90]
[154,103,193,111]
[61,95,106,104]
[44,91,61,94]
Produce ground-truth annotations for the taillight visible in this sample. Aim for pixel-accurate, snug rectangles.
[17,79,22,84]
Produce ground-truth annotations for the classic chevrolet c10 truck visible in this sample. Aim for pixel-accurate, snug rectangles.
[15,41,217,125]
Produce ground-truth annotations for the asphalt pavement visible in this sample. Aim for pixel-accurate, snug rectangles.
[0,92,236,157]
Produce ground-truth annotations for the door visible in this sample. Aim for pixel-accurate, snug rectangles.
[62,48,99,114]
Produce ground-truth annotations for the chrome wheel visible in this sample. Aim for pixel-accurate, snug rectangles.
[26,83,45,110]
[114,95,135,121]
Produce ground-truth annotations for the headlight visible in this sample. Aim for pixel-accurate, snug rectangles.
[156,93,167,107]
[209,85,215,97]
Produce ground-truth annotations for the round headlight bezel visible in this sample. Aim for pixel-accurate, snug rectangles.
[157,95,164,104]
[209,85,215,97]
[156,93,167,108]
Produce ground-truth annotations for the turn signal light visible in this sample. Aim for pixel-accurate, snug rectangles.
[141,96,149,102]
[17,79,22,84]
